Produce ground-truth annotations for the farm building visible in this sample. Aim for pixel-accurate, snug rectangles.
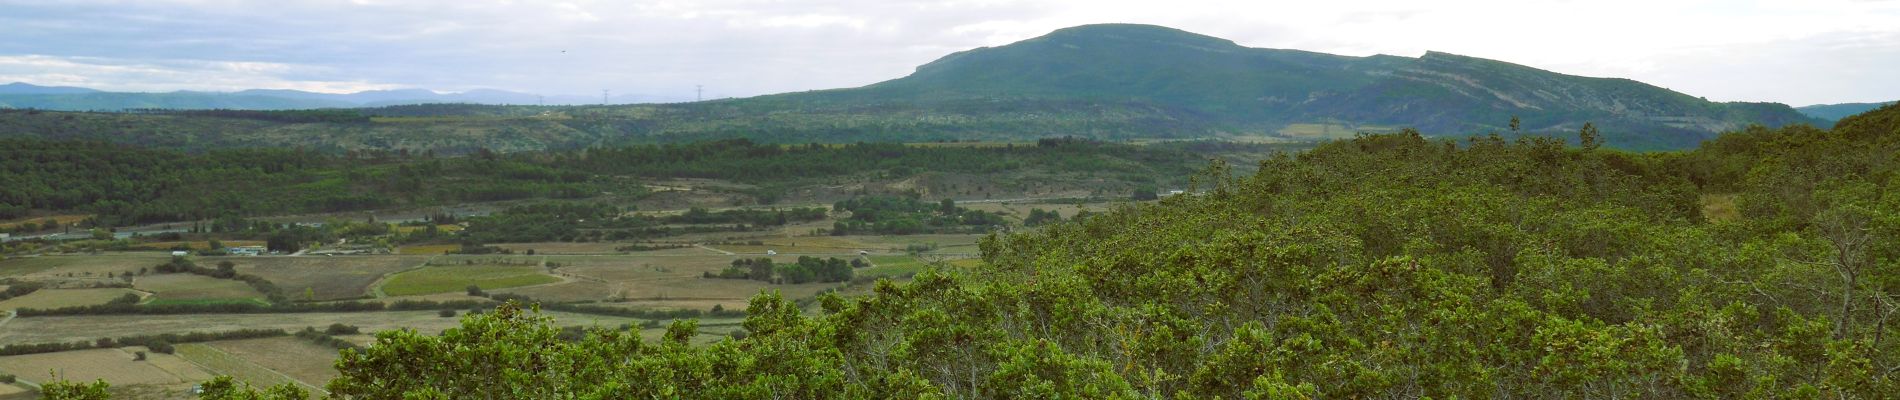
[228,246,266,256]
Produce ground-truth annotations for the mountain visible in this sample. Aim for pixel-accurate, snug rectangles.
[0,24,1833,152]
[0,82,100,95]
[1797,101,1896,121]
[790,24,1823,149]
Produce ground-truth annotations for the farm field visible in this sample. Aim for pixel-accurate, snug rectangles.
[215,255,425,300]
[0,310,642,346]
[130,240,265,251]
[0,347,212,386]
[0,288,138,310]
[180,336,342,393]
[133,274,265,305]
[490,242,626,254]
[394,244,459,255]
[379,265,560,296]
[0,253,170,280]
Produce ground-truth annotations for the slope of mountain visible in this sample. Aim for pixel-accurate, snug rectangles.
[1797,101,1896,121]
[0,24,1831,152]
[816,24,1823,149]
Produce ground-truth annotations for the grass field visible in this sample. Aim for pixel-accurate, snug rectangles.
[492,280,618,303]
[205,337,343,390]
[217,256,426,301]
[0,311,642,346]
[0,347,211,386]
[380,265,559,296]
[134,274,264,303]
[0,288,138,310]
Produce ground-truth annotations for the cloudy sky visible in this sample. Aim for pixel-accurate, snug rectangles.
[1,0,1895,105]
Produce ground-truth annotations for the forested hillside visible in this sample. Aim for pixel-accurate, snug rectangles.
[0,138,1198,227]
[50,105,1895,399]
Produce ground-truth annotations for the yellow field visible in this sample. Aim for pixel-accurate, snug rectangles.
[0,288,138,310]
[0,347,211,386]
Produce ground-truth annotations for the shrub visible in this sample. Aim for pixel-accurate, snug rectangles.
[439,309,457,318]
[147,340,174,354]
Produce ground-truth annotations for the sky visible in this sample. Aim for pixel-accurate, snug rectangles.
[0,0,1896,105]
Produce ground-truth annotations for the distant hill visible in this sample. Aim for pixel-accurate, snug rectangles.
[0,24,1832,152]
[782,24,1823,149]
[1796,101,1896,121]
[0,82,100,95]
[0,83,680,111]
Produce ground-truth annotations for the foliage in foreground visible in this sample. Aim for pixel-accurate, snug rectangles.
[39,105,1900,398]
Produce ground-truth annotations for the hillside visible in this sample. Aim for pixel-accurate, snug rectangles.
[1798,101,1896,121]
[0,25,1829,151]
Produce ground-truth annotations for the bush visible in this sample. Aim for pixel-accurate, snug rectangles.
[466,285,485,296]
[133,351,146,361]
[439,309,457,318]
[147,340,174,354]
[0,374,13,383]
[325,323,361,335]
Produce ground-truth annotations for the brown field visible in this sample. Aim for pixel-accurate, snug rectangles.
[0,253,171,279]
[0,288,139,310]
[134,274,264,303]
[395,244,459,255]
[213,256,426,301]
[700,244,869,255]
[0,347,211,386]
[596,298,749,313]
[204,337,342,389]
[0,214,92,231]
[0,311,642,346]
[130,241,266,251]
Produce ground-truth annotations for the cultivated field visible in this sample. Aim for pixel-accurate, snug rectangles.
[216,256,426,301]
[134,274,265,305]
[204,337,342,388]
[379,265,559,296]
[179,336,342,393]
[0,311,642,346]
[0,253,170,280]
[0,347,211,386]
[491,242,627,254]
[0,288,138,310]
